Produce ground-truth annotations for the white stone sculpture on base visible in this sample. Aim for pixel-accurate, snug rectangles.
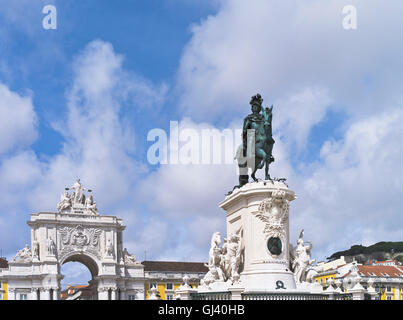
[33,241,40,260]
[220,182,297,291]
[123,248,140,265]
[200,227,244,291]
[11,244,32,263]
[57,191,72,212]
[148,285,161,300]
[192,180,329,300]
[290,229,315,285]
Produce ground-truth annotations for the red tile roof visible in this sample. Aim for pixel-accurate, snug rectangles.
[142,261,208,273]
[60,285,93,299]
[0,258,8,269]
[354,265,403,277]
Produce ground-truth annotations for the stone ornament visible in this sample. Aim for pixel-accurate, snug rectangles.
[58,225,102,260]
[57,179,98,215]
[181,275,192,289]
[222,230,243,284]
[85,195,98,215]
[47,237,56,256]
[290,230,315,283]
[201,229,243,287]
[106,239,114,258]
[57,191,72,212]
[59,225,102,247]
[203,232,226,285]
[148,285,161,300]
[11,244,32,263]
[253,189,290,261]
[123,248,139,265]
[33,241,40,260]
[255,189,289,238]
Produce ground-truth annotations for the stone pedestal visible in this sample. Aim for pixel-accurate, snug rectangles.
[219,181,297,292]
[229,285,245,300]
[175,288,197,300]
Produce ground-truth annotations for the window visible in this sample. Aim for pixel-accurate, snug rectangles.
[0,293,2,300]
[166,283,173,290]
[128,295,136,300]
[150,283,157,289]
[166,294,174,300]
[387,286,392,292]
[20,294,27,300]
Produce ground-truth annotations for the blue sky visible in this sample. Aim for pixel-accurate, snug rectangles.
[1,0,403,286]
[1,0,217,157]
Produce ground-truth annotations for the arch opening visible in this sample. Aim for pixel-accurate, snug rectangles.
[59,254,99,300]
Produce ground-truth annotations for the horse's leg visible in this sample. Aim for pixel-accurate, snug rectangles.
[251,168,258,182]
[265,158,271,180]
[238,160,249,187]
[256,149,266,170]
[251,157,260,182]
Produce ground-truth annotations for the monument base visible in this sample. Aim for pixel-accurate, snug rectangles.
[240,268,296,291]
[186,180,328,300]
[219,180,297,292]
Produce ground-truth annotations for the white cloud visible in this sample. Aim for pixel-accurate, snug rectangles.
[177,0,403,123]
[290,108,403,259]
[0,40,165,261]
[25,40,165,211]
[2,0,403,269]
[172,0,403,261]
[0,84,37,155]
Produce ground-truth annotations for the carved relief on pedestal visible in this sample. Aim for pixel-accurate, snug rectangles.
[253,189,290,261]
[58,225,103,260]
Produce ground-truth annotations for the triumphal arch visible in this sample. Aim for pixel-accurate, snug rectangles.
[3,180,144,300]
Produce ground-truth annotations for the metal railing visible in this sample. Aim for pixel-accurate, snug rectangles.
[242,293,328,300]
[333,293,353,300]
[190,291,232,300]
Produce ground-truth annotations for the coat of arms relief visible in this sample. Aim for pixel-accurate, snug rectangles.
[253,189,290,262]
[58,225,103,259]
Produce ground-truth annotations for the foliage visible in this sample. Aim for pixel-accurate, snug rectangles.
[327,241,403,260]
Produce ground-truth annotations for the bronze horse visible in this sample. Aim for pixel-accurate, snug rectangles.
[234,94,275,190]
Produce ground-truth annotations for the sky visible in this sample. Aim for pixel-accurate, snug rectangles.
[1,0,403,286]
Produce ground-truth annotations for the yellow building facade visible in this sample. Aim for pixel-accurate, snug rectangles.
[0,258,8,300]
[314,260,403,300]
[142,261,207,300]
[0,281,8,300]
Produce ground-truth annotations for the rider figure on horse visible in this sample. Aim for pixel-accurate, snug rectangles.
[235,94,275,189]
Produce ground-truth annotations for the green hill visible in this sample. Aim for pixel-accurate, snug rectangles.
[327,241,403,262]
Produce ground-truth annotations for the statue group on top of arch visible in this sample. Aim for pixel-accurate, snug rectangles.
[57,179,98,215]
[200,228,244,288]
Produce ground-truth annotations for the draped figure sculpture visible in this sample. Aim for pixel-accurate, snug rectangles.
[291,230,316,283]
